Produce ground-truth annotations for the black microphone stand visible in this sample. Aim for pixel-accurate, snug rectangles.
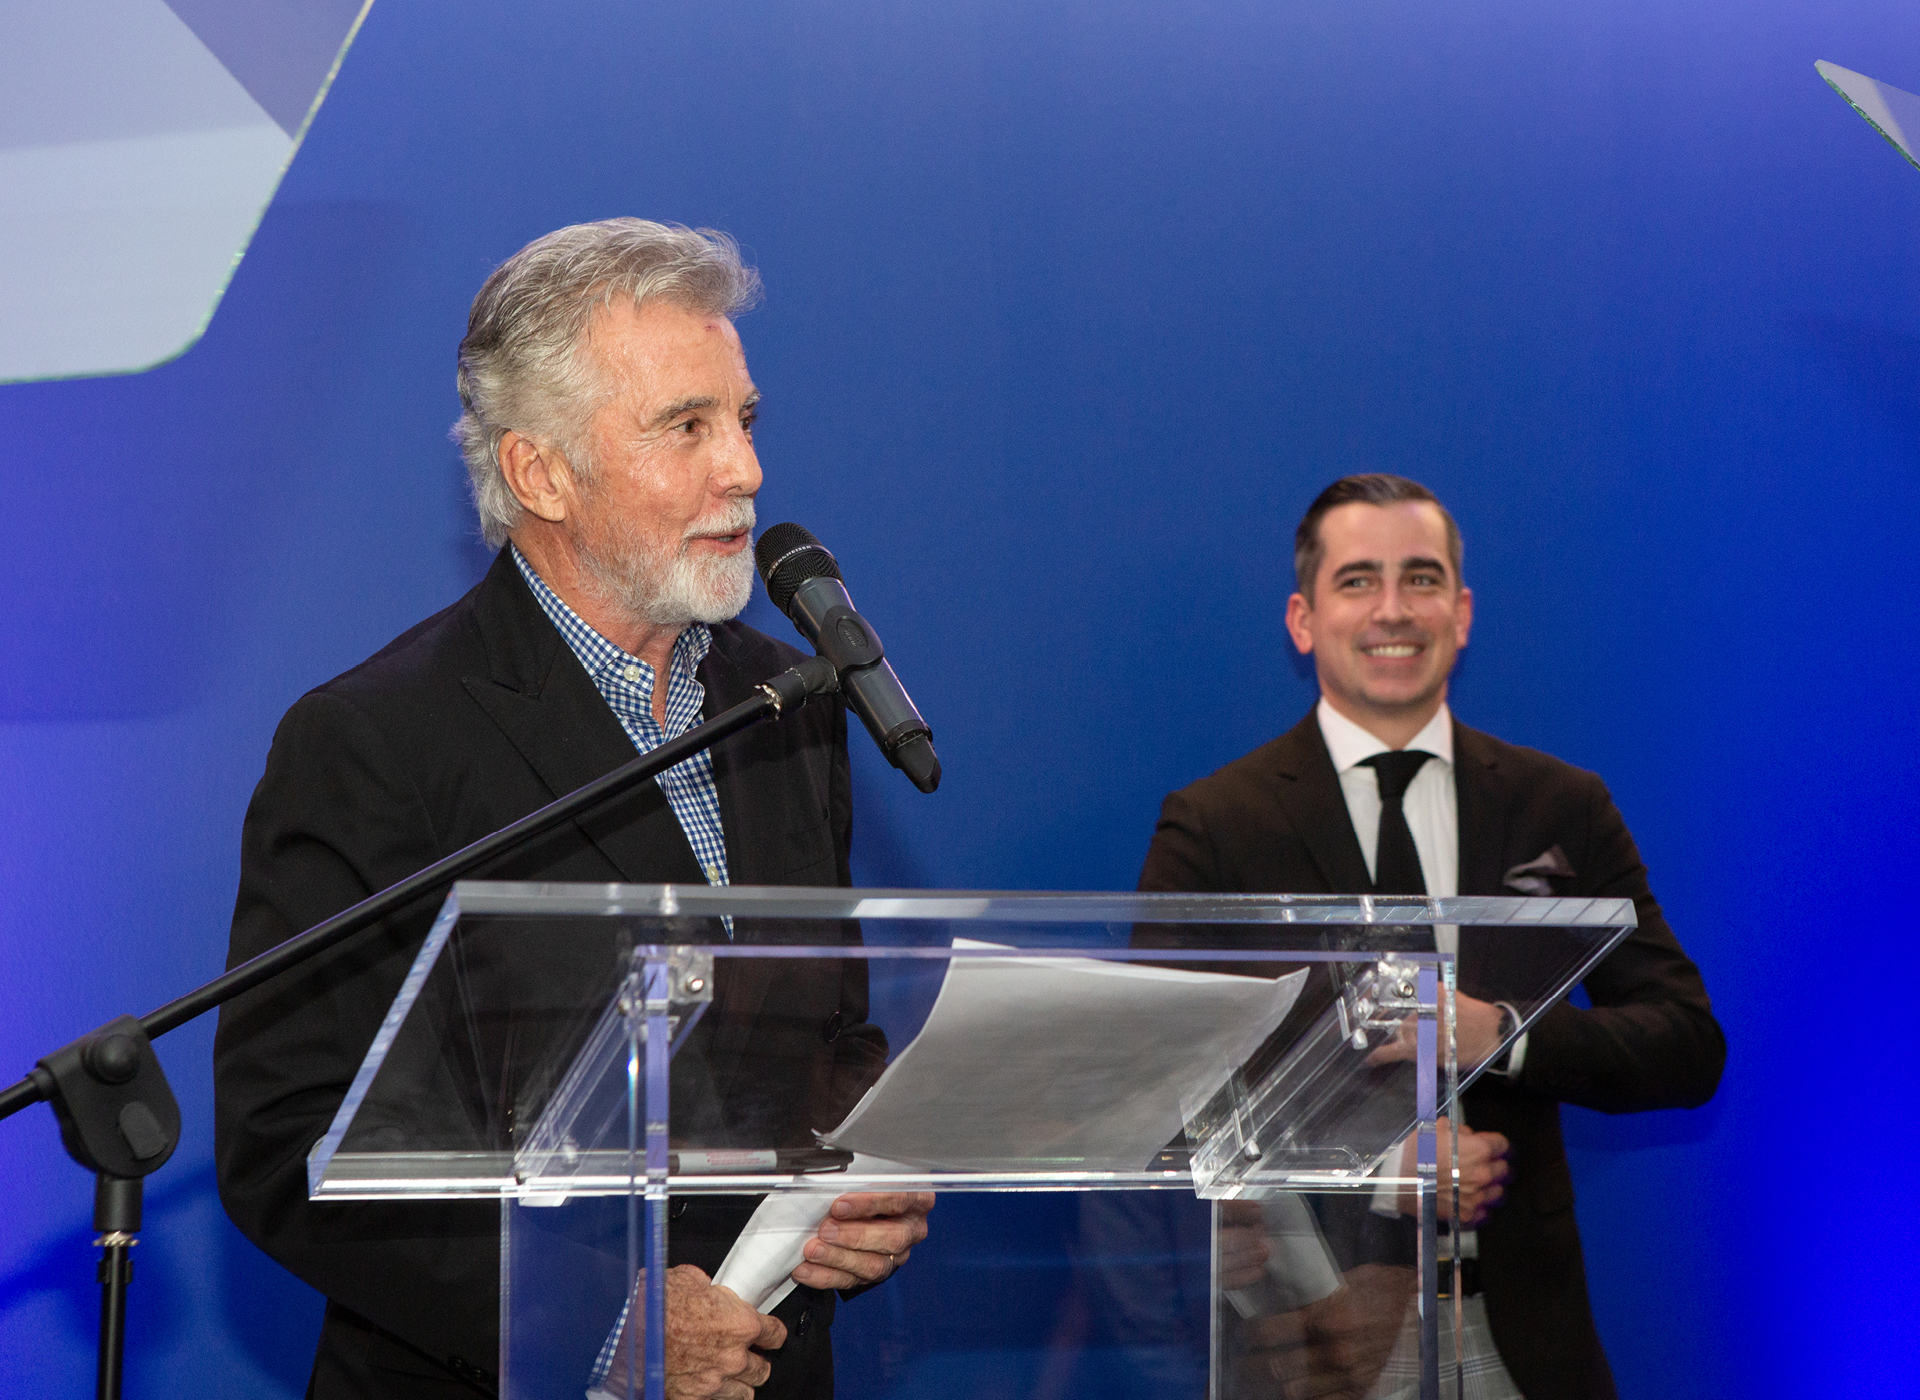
[0,655,837,1400]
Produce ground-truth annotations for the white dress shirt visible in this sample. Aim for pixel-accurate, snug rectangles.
[1317,698,1458,898]
[1317,697,1527,1079]
[1320,701,1526,1367]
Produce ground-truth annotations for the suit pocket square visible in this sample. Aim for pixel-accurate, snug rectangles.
[1503,845,1575,896]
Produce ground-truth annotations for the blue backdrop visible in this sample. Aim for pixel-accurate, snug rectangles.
[3,0,1916,1394]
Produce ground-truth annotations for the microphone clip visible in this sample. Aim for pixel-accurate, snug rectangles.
[813,606,886,673]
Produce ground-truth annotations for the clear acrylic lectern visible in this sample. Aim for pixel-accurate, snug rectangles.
[309,884,1633,1400]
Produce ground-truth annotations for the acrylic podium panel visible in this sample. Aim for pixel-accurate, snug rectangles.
[309,884,1634,1400]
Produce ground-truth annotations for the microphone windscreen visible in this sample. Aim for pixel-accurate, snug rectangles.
[755,522,843,613]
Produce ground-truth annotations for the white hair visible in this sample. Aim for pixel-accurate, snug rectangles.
[451,219,762,548]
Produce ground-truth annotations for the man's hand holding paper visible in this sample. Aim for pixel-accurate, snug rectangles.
[793,1191,934,1292]
[705,1160,935,1318]
[598,1265,788,1400]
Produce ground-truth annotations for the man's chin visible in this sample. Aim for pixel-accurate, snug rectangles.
[1352,686,1446,717]
[646,567,754,627]
[1335,670,1447,711]
[682,596,751,626]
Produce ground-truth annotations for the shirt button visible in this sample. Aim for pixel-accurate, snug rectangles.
[623,664,642,682]
[704,865,719,882]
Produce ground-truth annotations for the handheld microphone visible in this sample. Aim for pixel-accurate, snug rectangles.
[754,523,941,793]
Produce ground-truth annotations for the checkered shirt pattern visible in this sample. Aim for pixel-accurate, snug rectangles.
[511,551,743,1393]
[510,547,732,896]
[588,1304,637,1398]
[1368,1290,1525,1400]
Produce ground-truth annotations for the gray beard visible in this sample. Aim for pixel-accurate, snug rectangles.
[578,501,757,629]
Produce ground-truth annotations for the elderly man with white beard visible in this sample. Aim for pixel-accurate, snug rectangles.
[213,221,930,1400]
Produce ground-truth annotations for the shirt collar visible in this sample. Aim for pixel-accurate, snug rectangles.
[1315,696,1454,773]
[509,543,712,697]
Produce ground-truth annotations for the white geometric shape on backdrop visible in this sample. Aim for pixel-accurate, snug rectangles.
[0,0,368,384]
[1817,59,1920,173]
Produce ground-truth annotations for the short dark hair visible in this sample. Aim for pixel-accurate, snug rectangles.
[1293,474,1463,600]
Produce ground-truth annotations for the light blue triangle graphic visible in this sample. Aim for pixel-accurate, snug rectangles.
[1817,59,1920,172]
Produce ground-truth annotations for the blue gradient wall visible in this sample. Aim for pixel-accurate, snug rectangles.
[2,1,1915,1394]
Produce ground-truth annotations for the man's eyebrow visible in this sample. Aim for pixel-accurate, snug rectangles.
[1399,555,1449,576]
[646,394,719,429]
[1330,560,1383,580]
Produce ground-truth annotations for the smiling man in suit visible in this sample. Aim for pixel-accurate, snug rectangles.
[1139,474,1724,1399]
[214,220,929,1400]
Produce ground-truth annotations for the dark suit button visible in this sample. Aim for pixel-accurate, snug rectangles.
[447,1355,495,1385]
[796,1307,814,1337]
[822,1011,846,1043]
[670,1198,691,1219]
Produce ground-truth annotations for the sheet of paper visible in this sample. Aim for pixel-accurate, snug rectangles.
[712,1190,820,1313]
[1223,1194,1343,1319]
[709,1153,923,1313]
[821,941,1305,1173]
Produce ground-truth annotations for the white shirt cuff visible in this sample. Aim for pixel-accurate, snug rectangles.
[1492,1001,1528,1078]
[1369,1140,1407,1218]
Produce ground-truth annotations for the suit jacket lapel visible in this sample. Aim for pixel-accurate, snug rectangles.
[457,551,704,884]
[1260,710,1377,1012]
[701,627,784,886]
[1269,710,1375,894]
[698,626,785,1094]
[1451,719,1510,992]
[1452,720,1509,898]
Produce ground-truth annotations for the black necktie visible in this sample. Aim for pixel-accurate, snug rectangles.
[1361,750,1435,894]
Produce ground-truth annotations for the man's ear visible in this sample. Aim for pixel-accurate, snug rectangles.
[1284,591,1316,655]
[498,430,573,524]
[1453,585,1473,649]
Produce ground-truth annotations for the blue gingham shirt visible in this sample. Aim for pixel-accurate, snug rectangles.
[511,546,732,894]
[511,551,740,1393]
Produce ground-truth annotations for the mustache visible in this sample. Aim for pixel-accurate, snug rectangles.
[682,500,757,545]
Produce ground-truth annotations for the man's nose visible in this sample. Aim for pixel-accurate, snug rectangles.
[1373,583,1414,621]
[712,423,763,497]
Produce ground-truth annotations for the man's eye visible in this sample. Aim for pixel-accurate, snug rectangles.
[741,410,757,436]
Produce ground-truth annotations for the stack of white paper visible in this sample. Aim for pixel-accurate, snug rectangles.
[708,943,1303,1311]
[820,941,1304,1173]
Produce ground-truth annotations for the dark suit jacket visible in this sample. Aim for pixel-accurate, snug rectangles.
[213,550,879,1399]
[1139,709,1725,1400]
